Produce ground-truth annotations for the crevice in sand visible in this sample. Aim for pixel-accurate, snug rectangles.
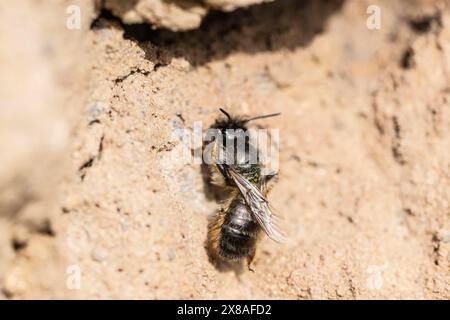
[92,0,345,67]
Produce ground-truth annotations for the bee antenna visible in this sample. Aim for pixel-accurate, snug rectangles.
[219,108,232,121]
[243,112,281,123]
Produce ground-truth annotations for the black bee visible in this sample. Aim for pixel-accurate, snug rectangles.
[206,108,284,271]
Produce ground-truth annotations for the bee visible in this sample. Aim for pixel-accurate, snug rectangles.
[206,108,284,271]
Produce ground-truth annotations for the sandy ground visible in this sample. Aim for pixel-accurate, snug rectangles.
[0,0,449,299]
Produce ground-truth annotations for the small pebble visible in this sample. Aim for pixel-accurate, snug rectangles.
[167,250,176,261]
[91,247,108,262]
[436,229,450,243]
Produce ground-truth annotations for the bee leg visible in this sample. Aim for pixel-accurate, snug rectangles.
[260,171,278,194]
[247,251,256,272]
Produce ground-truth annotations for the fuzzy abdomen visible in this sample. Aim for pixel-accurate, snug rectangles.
[219,200,260,260]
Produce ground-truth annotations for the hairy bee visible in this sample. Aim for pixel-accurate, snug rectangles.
[206,108,284,271]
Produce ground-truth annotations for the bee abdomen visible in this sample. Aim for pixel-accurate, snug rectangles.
[219,219,259,260]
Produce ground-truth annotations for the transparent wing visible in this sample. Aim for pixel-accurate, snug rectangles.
[228,167,285,243]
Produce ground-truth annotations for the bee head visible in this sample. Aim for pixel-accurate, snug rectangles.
[212,108,281,132]
[212,108,248,132]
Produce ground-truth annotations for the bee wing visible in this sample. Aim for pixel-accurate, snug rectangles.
[228,168,285,243]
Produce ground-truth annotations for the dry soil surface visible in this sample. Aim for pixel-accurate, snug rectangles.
[0,0,449,299]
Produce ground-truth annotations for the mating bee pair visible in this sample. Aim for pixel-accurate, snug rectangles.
[206,108,284,271]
